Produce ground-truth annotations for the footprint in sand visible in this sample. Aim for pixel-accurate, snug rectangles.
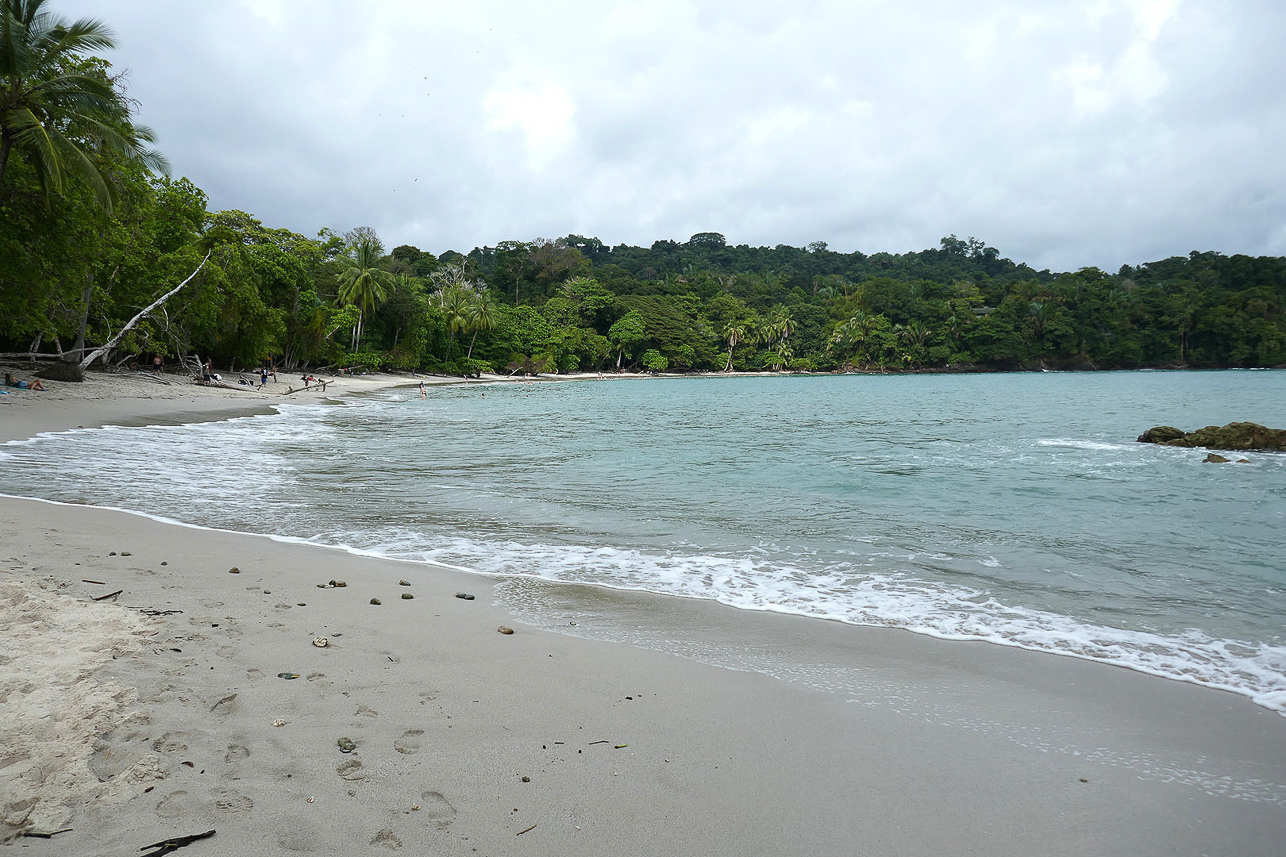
[213,790,254,813]
[246,668,263,681]
[393,730,424,754]
[336,757,364,781]
[224,743,250,763]
[419,791,456,829]
[209,693,238,715]
[355,704,378,718]
[155,790,195,818]
[370,828,403,850]
[151,732,189,753]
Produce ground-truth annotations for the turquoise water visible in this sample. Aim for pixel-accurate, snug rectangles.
[3,371,1285,711]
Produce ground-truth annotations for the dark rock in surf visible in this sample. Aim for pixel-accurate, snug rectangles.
[1137,426,1186,444]
[1138,422,1286,451]
[1204,453,1230,463]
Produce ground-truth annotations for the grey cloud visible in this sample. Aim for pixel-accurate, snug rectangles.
[58,0,1286,271]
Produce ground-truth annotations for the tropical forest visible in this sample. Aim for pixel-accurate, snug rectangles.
[3,1,1285,379]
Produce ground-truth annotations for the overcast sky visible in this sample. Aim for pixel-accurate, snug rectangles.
[57,0,1286,272]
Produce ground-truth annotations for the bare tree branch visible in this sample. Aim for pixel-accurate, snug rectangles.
[79,252,211,369]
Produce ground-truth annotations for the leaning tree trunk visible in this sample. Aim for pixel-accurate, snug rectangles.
[44,252,212,382]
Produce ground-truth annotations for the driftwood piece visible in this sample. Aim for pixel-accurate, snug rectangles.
[139,829,216,856]
[20,827,72,838]
[284,381,329,395]
[191,378,262,394]
[93,589,123,601]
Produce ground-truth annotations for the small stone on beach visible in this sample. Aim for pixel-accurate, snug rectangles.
[399,579,411,586]
[498,626,514,634]
[273,719,287,727]
[370,598,381,605]
[313,636,329,648]
[455,592,475,600]
[338,737,356,753]
[401,593,413,599]
[229,566,240,574]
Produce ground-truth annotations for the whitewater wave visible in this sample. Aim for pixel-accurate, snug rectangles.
[314,527,1286,715]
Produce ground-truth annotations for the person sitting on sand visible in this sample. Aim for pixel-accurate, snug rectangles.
[4,372,45,390]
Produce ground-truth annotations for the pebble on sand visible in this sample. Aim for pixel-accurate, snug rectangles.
[454,592,475,600]
[401,593,414,600]
[312,636,329,648]
[229,566,240,574]
[498,626,514,635]
[370,598,382,605]
[337,737,356,753]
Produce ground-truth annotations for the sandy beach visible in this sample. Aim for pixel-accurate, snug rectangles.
[2,370,1285,856]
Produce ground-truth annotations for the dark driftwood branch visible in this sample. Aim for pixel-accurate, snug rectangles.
[80,252,211,369]
[21,827,71,838]
[139,829,216,856]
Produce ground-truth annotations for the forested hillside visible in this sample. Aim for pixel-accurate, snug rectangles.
[3,2,1284,377]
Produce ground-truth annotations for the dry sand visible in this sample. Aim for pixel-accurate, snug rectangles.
[2,371,1285,855]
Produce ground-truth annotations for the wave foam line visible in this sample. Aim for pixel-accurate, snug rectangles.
[339,532,1286,716]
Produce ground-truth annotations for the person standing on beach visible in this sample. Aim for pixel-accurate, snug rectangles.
[152,354,162,373]
[260,368,269,387]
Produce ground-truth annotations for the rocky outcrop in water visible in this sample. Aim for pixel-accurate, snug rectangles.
[1137,422,1286,451]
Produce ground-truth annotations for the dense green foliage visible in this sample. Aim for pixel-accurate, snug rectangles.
[3,3,1284,375]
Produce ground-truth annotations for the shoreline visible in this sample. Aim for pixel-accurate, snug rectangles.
[3,374,1286,853]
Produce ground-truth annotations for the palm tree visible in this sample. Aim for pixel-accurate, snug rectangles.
[464,291,497,359]
[829,310,875,366]
[772,341,793,372]
[0,0,168,207]
[337,233,392,351]
[439,285,471,356]
[770,307,796,345]
[721,322,746,372]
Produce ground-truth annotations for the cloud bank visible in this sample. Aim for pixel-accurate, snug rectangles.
[62,0,1286,271]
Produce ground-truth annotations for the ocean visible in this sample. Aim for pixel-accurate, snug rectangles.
[3,370,1284,713]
